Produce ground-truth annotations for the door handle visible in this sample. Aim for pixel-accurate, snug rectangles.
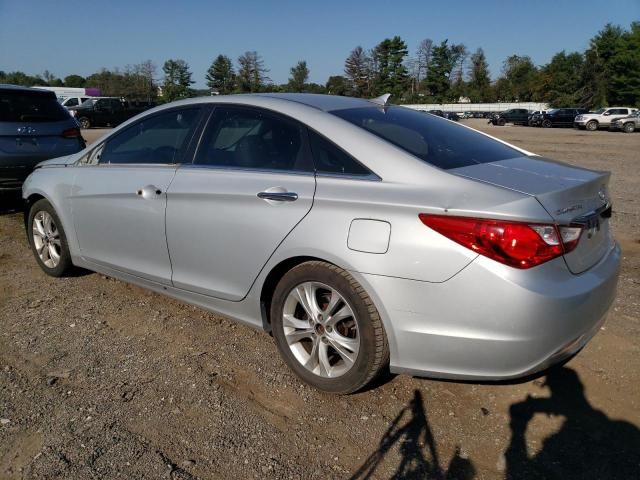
[136,185,163,199]
[257,191,298,202]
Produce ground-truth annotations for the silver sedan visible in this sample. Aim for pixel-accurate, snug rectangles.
[22,94,620,394]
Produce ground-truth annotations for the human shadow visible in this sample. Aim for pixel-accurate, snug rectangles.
[505,366,640,479]
[350,389,475,480]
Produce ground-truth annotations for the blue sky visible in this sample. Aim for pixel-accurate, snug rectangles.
[1,0,638,88]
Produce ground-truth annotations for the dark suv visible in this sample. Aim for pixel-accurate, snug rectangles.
[70,97,154,129]
[489,108,530,126]
[539,108,589,128]
[0,85,85,191]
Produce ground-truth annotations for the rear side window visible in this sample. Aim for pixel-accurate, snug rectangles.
[195,106,312,172]
[332,106,521,170]
[100,108,200,164]
[307,130,371,176]
[0,90,70,122]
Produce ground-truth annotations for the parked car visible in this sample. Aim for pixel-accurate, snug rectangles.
[445,112,460,121]
[489,108,530,126]
[59,96,92,109]
[22,94,620,394]
[427,109,446,118]
[69,97,154,129]
[609,111,640,133]
[0,84,84,191]
[574,107,638,131]
[539,108,590,128]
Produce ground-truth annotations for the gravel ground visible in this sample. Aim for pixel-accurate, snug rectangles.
[1,121,639,479]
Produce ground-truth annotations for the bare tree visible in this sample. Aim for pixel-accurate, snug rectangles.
[237,51,270,92]
[415,39,434,89]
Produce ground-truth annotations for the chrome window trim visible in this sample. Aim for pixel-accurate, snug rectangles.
[179,163,315,177]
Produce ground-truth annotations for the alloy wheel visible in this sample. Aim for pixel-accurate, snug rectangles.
[282,282,360,378]
[32,211,61,268]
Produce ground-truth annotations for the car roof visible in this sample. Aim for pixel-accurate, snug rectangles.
[0,84,55,94]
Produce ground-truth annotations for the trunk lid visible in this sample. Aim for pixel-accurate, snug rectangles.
[452,156,612,274]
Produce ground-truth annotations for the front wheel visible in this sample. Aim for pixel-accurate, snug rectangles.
[542,119,552,128]
[623,122,635,133]
[77,116,91,129]
[28,199,74,277]
[498,118,506,126]
[586,120,598,131]
[271,261,389,394]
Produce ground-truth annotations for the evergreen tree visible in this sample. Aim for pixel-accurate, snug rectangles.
[162,59,194,101]
[609,21,640,106]
[425,40,456,101]
[206,55,235,94]
[237,51,270,92]
[288,60,309,92]
[344,46,372,97]
[371,36,409,99]
[500,55,538,101]
[467,48,492,101]
[536,51,584,106]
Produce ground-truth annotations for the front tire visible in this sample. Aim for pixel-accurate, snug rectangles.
[498,118,506,126]
[623,122,635,133]
[78,116,91,129]
[542,119,552,128]
[271,261,389,394]
[586,120,598,131]
[28,199,74,277]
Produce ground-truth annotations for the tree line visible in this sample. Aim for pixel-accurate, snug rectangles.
[1,22,637,107]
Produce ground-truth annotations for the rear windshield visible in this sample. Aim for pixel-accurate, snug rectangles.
[0,90,70,122]
[331,106,521,170]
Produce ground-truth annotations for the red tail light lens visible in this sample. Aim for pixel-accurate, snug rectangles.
[62,127,81,138]
[418,214,582,269]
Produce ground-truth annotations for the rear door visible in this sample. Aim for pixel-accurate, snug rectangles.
[0,88,81,188]
[166,105,316,301]
[71,106,204,284]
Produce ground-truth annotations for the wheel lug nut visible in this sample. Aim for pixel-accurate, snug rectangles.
[317,314,323,322]
[326,326,332,333]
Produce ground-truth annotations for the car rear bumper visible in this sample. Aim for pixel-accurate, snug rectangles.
[359,241,620,380]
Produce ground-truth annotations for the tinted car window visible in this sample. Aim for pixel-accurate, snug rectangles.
[332,106,521,170]
[65,98,79,107]
[308,130,371,176]
[0,90,70,122]
[100,108,200,164]
[195,106,311,172]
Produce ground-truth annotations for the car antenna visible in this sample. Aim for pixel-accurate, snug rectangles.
[369,93,391,107]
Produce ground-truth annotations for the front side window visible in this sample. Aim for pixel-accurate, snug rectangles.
[65,98,79,107]
[99,108,200,164]
[332,106,521,170]
[195,106,311,172]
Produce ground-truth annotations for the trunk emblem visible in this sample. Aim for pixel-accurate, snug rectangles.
[16,126,36,135]
[555,204,583,216]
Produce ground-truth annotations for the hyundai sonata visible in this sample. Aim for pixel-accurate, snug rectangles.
[22,93,620,393]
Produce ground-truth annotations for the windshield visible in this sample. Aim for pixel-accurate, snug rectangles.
[0,90,70,122]
[331,106,522,170]
[592,108,606,114]
[546,109,558,114]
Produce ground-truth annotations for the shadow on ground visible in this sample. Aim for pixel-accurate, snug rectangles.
[350,367,640,479]
[0,192,22,215]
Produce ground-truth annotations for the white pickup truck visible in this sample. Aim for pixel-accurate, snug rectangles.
[574,107,638,131]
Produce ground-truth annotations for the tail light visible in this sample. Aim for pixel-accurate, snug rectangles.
[418,214,582,269]
[62,127,81,139]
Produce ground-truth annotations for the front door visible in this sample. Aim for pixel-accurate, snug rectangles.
[166,105,316,301]
[71,106,203,284]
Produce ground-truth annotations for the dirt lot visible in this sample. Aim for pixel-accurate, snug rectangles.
[1,121,639,479]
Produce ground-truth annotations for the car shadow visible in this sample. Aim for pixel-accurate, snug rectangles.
[349,389,476,480]
[0,191,23,215]
[504,366,640,479]
[350,366,640,479]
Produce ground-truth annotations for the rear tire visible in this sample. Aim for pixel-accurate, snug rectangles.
[623,122,635,133]
[28,199,74,277]
[586,120,598,131]
[271,261,389,394]
[78,116,91,129]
